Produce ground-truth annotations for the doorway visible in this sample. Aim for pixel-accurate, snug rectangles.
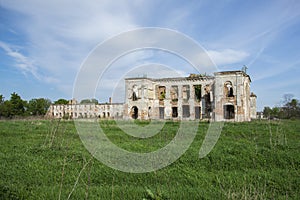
[224,105,235,119]
[131,106,138,119]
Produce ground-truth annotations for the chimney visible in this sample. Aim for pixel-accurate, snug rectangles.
[109,97,112,104]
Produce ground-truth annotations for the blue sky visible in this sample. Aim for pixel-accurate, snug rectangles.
[0,0,300,111]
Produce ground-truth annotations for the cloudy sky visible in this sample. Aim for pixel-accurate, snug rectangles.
[1,0,300,111]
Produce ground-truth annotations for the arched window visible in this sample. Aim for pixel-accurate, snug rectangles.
[132,85,138,101]
[224,81,234,97]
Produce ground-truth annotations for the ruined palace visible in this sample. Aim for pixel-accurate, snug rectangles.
[47,70,257,122]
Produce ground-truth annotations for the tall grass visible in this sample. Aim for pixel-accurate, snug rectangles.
[0,119,299,199]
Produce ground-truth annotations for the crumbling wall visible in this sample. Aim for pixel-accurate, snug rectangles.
[47,70,255,122]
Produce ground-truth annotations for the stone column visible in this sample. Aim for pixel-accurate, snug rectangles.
[189,84,195,120]
[178,84,182,119]
[164,85,171,119]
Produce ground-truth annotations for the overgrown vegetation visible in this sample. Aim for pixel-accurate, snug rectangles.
[80,98,99,104]
[194,84,202,102]
[0,119,299,199]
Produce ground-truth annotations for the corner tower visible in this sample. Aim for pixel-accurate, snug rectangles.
[213,71,253,122]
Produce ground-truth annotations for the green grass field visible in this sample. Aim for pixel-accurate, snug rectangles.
[0,119,299,199]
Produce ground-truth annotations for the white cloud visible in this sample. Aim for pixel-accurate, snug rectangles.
[1,0,139,96]
[207,49,249,66]
[0,41,34,71]
[1,0,300,109]
[0,41,30,67]
[0,41,59,83]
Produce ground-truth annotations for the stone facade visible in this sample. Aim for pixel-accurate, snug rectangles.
[47,99,124,119]
[47,70,256,122]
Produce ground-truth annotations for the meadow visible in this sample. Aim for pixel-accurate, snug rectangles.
[0,119,299,199]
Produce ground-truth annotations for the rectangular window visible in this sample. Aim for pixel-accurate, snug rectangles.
[158,86,166,100]
[194,85,201,101]
[159,107,164,119]
[195,106,201,119]
[182,85,190,100]
[171,86,178,101]
[182,105,190,118]
[172,107,178,118]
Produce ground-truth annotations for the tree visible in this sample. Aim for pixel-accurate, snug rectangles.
[282,98,300,119]
[283,94,294,105]
[0,94,4,104]
[1,100,12,118]
[263,106,282,119]
[271,107,280,118]
[80,98,99,104]
[54,99,69,105]
[0,94,5,118]
[10,92,26,116]
[263,106,272,118]
[264,95,300,119]
[27,98,52,115]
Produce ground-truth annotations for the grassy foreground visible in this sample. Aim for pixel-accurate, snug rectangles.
[0,119,299,199]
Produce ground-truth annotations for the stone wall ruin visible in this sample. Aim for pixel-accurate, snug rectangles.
[47,70,256,122]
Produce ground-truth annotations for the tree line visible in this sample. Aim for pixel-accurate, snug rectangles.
[263,94,300,119]
[0,92,51,118]
[0,93,71,118]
